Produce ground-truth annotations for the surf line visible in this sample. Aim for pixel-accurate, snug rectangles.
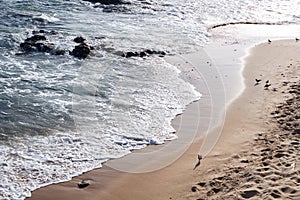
[208,21,290,30]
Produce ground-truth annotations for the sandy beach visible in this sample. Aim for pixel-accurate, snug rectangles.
[27,39,300,200]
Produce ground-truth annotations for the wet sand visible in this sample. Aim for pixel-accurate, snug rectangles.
[27,40,299,200]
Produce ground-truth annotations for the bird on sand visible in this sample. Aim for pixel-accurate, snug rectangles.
[255,79,261,83]
[264,83,271,89]
[268,39,272,43]
[296,38,299,42]
[193,154,203,170]
[255,79,262,85]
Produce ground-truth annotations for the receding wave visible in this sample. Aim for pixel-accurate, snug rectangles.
[209,21,291,30]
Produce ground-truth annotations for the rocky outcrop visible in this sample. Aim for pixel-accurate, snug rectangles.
[73,36,86,44]
[20,35,55,53]
[32,30,58,35]
[69,36,94,59]
[19,32,95,59]
[19,31,165,60]
[121,50,166,58]
[19,32,68,56]
[70,43,91,59]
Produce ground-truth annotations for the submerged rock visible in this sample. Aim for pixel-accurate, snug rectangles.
[102,5,131,13]
[82,0,130,5]
[19,33,93,58]
[73,36,86,44]
[77,180,90,189]
[121,49,167,58]
[24,35,47,43]
[32,30,58,35]
[70,43,91,59]
[20,35,54,53]
[19,32,68,56]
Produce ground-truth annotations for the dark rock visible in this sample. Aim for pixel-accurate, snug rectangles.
[139,51,147,57]
[35,42,54,52]
[74,36,86,44]
[49,30,58,35]
[145,49,154,54]
[77,180,90,189]
[20,42,35,52]
[19,32,67,56]
[32,30,44,34]
[20,41,54,53]
[32,30,58,35]
[155,50,166,55]
[20,35,55,53]
[121,50,167,58]
[124,51,139,58]
[82,0,130,5]
[102,6,131,13]
[70,43,91,59]
[25,35,47,43]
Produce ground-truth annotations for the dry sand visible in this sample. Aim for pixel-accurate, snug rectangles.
[27,40,300,200]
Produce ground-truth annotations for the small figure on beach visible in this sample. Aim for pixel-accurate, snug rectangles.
[78,180,90,189]
[193,154,203,170]
[255,79,261,85]
[268,39,272,44]
[264,83,271,90]
[296,38,299,42]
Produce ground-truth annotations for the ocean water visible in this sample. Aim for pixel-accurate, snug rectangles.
[0,0,299,199]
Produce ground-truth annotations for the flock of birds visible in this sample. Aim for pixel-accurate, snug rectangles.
[255,79,271,89]
[193,37,299,170]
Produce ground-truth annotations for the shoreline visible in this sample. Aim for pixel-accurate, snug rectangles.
[27,37,242,200]
[27,39,299,199]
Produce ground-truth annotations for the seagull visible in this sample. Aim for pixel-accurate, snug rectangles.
[255,79,262,86]
[193,154,203,170]
[296,38,299,42]
[268,39,272,44]
[255,79,261,83]
[264,83,271,89]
